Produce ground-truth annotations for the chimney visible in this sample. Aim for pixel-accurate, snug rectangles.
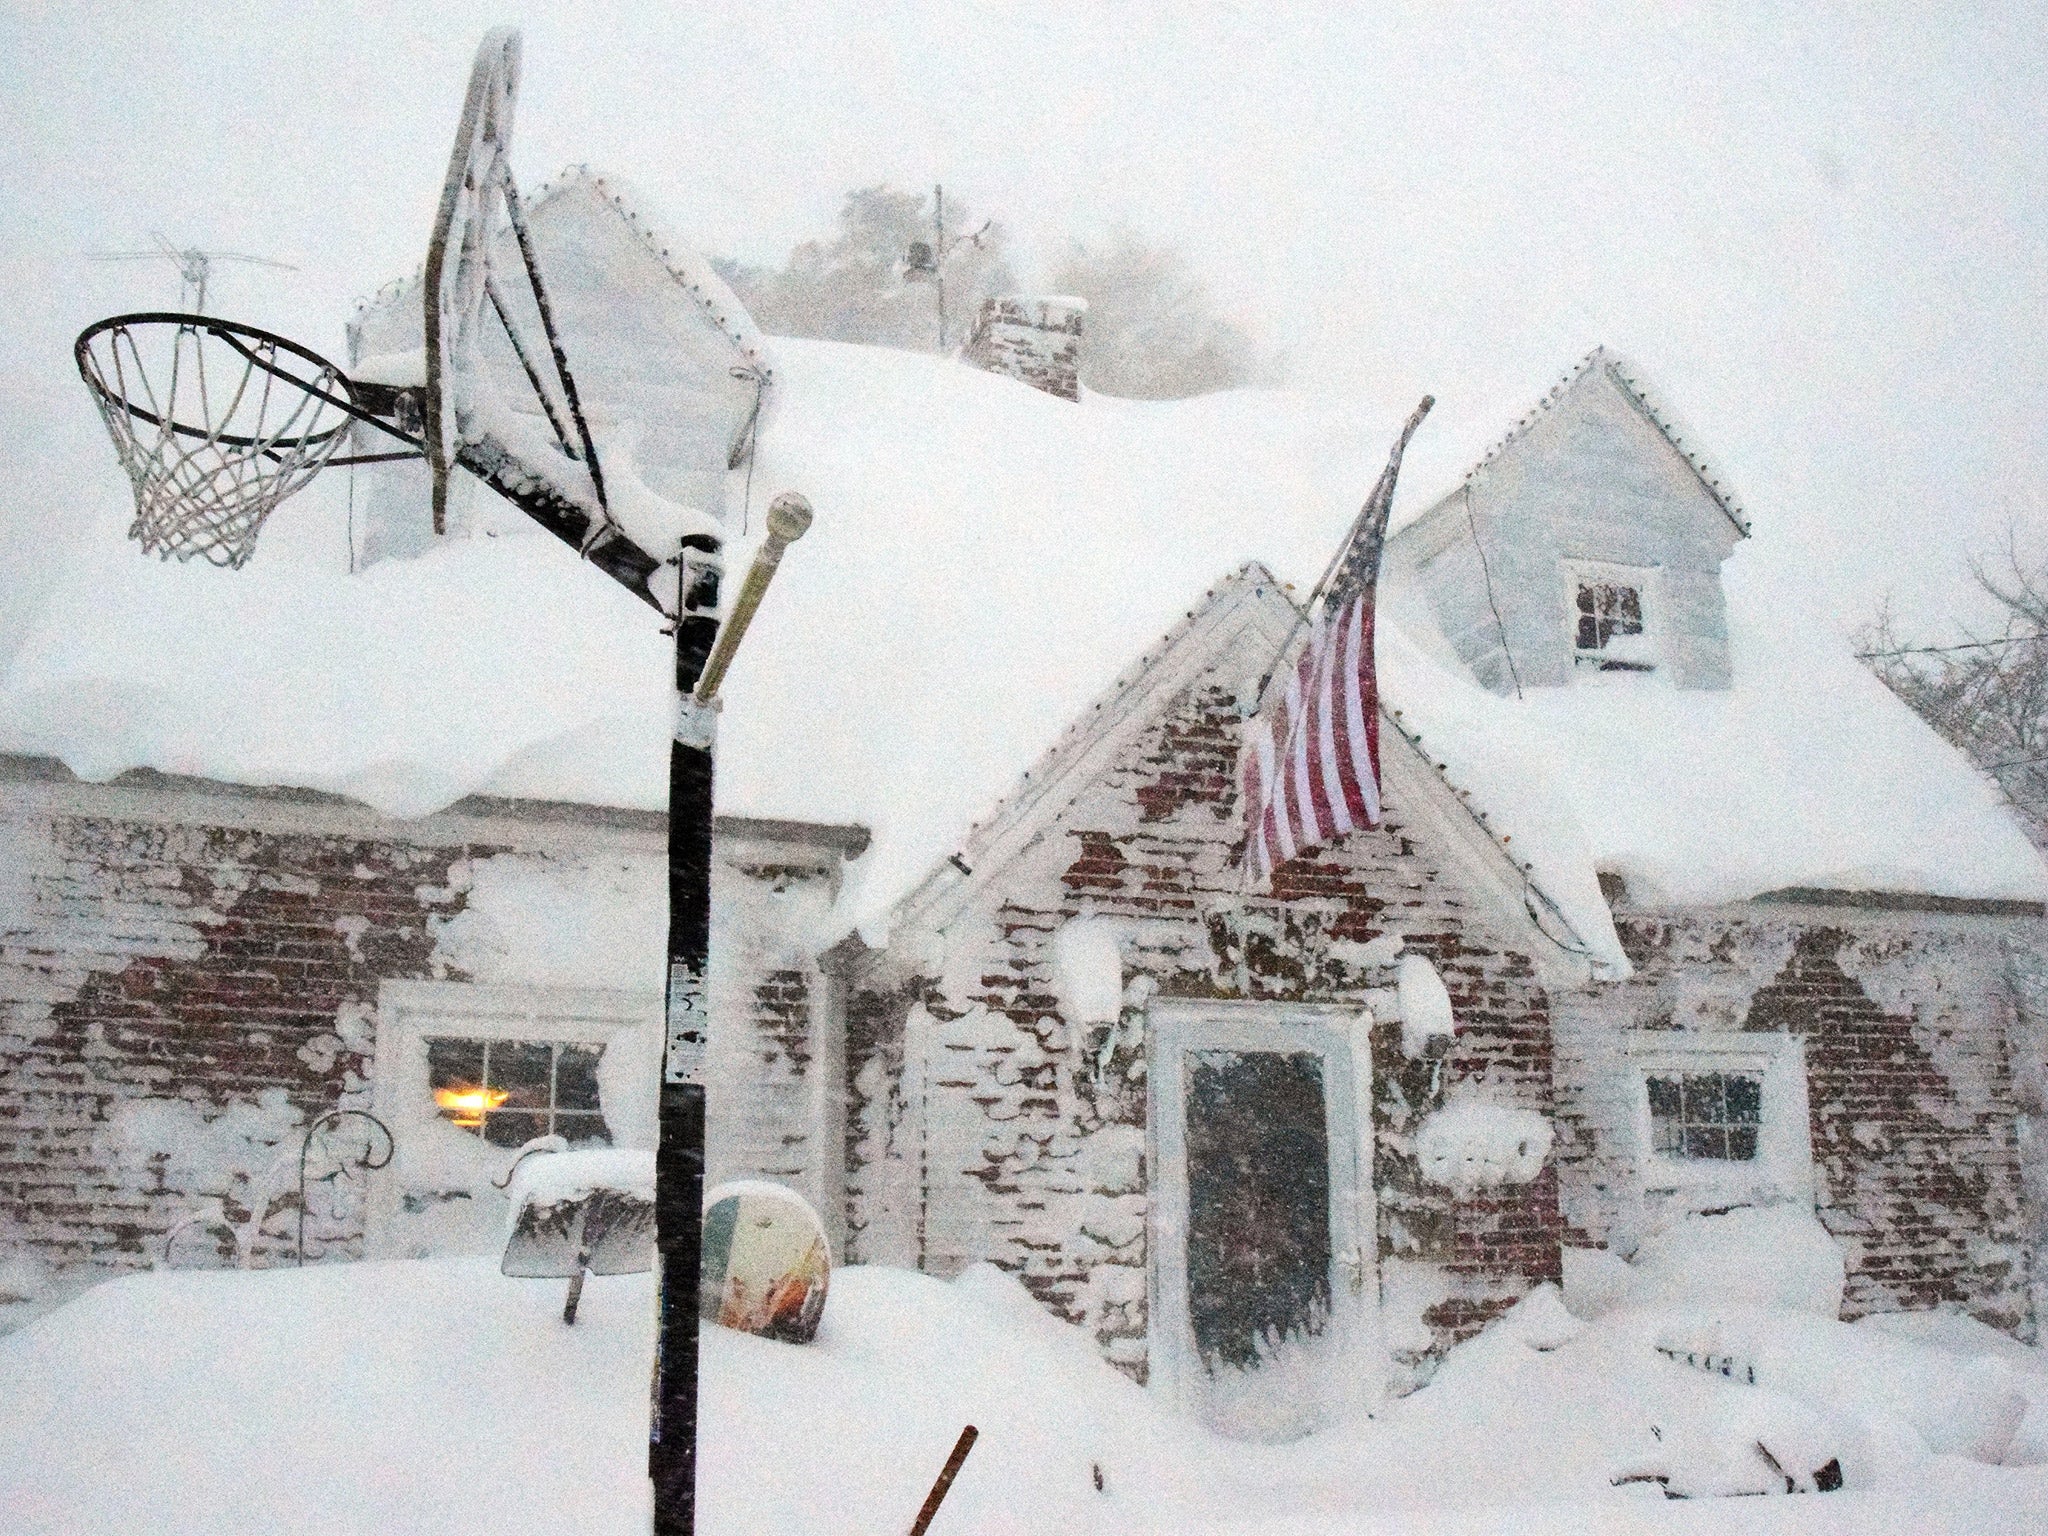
[964,296,1085,401]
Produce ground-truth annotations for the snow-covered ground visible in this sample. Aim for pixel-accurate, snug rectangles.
[3,1250,2045,1535]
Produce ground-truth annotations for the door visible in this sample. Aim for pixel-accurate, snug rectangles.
[1150,1001,1376,1440]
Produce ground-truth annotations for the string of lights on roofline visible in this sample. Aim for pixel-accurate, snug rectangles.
[346,165,771,377]
[1460,348,1751,538]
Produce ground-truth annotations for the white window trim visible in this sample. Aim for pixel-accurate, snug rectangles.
[1624,1031,1812,1205]
[1563,558,1665,675]
[366,979,661,1256]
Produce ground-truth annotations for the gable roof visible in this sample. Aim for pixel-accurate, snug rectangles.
[349,168,771,525]
[876,561,1605,980]
[352,166,771,375]
[884,563,1292,943]
[1399,347,1750,542]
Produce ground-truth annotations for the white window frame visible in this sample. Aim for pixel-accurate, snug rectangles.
[1625,1031,1812,1205]
[1563,559,1664,675]
[366,980,661,1256]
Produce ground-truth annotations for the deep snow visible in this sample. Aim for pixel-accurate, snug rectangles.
[3,1253,2047,1535]
[5,335,2042,968]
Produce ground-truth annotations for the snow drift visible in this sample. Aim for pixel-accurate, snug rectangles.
[5,1255,2048,1534]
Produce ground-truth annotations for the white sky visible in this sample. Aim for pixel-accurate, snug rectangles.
[2,2,2042,660]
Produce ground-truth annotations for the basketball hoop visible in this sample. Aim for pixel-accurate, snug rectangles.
[74,313,417,569]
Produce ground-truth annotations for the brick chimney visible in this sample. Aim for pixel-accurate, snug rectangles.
[964,296,1085,401]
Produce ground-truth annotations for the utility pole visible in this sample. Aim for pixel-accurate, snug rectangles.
[903,184,988,357]
[650,494,813,1536]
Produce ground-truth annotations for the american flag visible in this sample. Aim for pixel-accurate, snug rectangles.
[1241,591,1382,889]
[1241,396,1433,892]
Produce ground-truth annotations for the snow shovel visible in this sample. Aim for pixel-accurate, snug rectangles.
[503,1182,656,1325]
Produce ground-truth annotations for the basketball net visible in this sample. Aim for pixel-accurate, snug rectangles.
[76,315,359,569]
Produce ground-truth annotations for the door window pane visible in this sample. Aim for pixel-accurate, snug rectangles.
[1184,1050,1332,1373]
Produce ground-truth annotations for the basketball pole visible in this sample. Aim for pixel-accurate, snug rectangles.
[652,495,812,1536]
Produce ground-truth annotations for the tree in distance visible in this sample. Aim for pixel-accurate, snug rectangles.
[1863,528,2048,848]
[1047,230,1274,401]
[717,189,1274,400]
[715,185,1014,355]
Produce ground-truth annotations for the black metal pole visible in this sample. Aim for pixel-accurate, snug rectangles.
[652,537,720,1536]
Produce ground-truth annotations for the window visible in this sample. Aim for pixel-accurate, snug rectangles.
[368,981,662,1259]
[1626,1031,1812,1204]
[1576,582,1643,657]
[1646,1070,1761,1162]
[426,1036,610,1148]
[1565,561,1660,673]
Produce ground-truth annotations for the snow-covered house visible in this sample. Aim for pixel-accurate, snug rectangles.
[3,180,2044,1437]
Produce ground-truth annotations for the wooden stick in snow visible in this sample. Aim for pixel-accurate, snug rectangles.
[908,1425,979,1536]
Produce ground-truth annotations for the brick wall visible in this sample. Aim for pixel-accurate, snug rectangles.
[0,772,488,1283]
[1552,902,2036,1335]
[0,762,855,1322]
[845,667,1566,1385]
[705,838,856,1236]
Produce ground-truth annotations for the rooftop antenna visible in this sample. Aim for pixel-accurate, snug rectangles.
[903,185,989,353]
[88,233,298,314]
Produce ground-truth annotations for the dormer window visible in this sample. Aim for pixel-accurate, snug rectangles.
[1565,561,1660,674]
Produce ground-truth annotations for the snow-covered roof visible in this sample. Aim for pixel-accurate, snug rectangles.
[7,289,2044,948]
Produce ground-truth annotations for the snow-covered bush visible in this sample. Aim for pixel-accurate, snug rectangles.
[1614,1366,1851,1497]
[1621,1204,1845,1319]
[1654,1307,2030,1465]
[1414,1102,1551,1195]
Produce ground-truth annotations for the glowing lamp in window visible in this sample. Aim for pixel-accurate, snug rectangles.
[426,1036,611,1148]
[434,1084,508,1129]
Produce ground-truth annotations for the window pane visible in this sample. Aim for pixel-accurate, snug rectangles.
[554,1112,612,1148]
[1682,1074,1726,1123]
[1683,1125,1727,1160]
[483,1108,549,1149]
[427,1037,493,1136]
[1723,1074,1762,1125]
[556,1044,604,1113]
[491,1042,554,1112]
[1647,1076,1682,1154]
[1613,587,1643,633]
[1725,1126,1759,1161]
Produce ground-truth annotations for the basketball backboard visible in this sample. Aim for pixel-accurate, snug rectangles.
[349,169,773,571]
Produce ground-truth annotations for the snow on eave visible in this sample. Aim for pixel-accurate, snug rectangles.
[1408,347,1750,542]
[1377,698,1619,975]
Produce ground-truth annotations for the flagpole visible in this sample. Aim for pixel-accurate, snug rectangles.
[1250,394,1434,711]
